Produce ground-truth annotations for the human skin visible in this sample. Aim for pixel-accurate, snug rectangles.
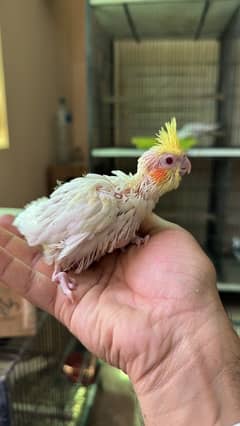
[0,214,240,425]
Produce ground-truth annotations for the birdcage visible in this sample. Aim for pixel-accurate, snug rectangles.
[87,0,240,297]
[0,311,98,426]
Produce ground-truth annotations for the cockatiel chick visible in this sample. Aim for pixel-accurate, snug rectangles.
[14,118,191,301]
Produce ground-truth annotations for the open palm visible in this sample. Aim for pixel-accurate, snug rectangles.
[0,214,217,388]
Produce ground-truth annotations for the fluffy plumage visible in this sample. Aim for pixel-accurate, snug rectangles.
[14,118,191,300]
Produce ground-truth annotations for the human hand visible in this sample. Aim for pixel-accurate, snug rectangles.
[0,213,215,370]
[0,214,239,425]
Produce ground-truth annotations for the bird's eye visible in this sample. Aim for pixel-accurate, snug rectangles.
[159,154,176,168]
[166,156,174,165]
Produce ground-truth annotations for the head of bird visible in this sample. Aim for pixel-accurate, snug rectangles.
[137,118,191,195]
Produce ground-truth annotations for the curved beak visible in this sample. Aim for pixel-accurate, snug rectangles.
[179,155,191,176]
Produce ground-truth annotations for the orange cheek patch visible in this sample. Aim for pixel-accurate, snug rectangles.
[149,169,168,183]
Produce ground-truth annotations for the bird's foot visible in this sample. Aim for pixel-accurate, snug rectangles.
[131,234,150,247]
[52,270,76,302]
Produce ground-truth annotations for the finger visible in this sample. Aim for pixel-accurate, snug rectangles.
[0,226,41,267]
[0,214,15,225]
[0,245,97,334]
[140,213,182,236]
[0,246,56,313]
[0,226,55,280]
[0,214,22,236]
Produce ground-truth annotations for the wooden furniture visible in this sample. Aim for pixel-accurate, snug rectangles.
[47,163,87,194]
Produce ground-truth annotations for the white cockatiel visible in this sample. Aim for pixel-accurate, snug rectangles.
[14,118,191,300]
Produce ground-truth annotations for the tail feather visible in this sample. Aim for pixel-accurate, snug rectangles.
[14,197,49,245]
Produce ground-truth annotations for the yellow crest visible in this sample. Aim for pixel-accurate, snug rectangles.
[155,118,182,155]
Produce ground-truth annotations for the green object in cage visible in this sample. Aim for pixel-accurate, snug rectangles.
[131,137,155,149]
[131,136,197,151]
[179,137,198,150]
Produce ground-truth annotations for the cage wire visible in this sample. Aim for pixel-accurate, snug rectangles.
[89,1,240,284]
[0,311,98,426]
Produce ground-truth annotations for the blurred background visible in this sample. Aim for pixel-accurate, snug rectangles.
[0,0,240,425]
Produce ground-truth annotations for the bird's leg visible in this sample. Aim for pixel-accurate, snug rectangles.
[52,264,76,302]
[131,234,150,247]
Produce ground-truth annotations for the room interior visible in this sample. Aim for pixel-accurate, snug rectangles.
[0,0,240,425]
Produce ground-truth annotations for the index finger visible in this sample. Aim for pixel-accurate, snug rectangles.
[0,214,22,236]
[0,222,53,277]
[0,246,56,313]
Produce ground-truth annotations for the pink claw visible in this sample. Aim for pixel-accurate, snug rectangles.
[51,269,76,303]
[131,234,150,247]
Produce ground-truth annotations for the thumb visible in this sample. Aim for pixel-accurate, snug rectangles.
[140,213,182,236]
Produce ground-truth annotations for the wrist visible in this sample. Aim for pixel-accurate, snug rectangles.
[131,301,240,426]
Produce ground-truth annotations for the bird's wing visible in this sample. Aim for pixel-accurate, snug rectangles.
[14,174,126,248]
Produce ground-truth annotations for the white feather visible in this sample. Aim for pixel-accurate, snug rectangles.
[14,172,151,273]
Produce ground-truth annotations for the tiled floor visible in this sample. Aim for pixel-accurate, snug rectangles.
[88,363,140,426]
